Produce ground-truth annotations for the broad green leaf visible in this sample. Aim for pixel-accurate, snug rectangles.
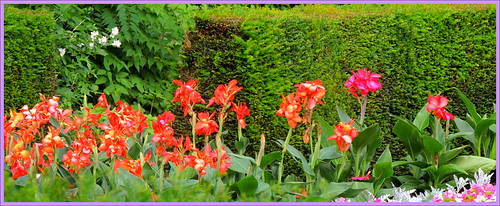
[95,76,107,85]
[229,174,259,198]
[392,118,424,159]
[449,156,496,174]
[392,161,431,169]
[14,175,29,186]
[259,151,282,169]
[422,136,443,156]
[317,161,336,182]
[318,116,334,148]
[429,164,467,186]
[56,163,76,185]
[227,153,252,174]
[413,104,430,131]
[456,88,482,123]
[318,146,343,160]
[446,132,474,143]
[438,146,467,167]
[453,118,476,149]
[277,140,314,176]
[128,142,141,160]
[321,182,352,198]
[49,116,60,129]
[336,105,360,130]
[474,119,496,149]
[351,124,380,157]
[373,162,393,179]
[376,145,392,164]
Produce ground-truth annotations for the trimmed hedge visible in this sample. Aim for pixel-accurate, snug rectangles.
[4,7,58,112]
[179,4,496,178]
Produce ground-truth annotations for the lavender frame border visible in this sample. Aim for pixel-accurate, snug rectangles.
[0,0,498,205]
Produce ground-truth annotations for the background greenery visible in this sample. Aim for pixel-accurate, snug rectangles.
[4,7,58,112]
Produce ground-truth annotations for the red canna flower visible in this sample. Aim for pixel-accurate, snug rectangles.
[206,80,242,109]
[93,93,110,111]
[276,93,302,128]
[172,80,205,116]
[230,102,250,129]
[352,171,371,181]
[295,80,326,110]
[5,140,31,179]
[345,69,382,98]
[427,94,455,120]
[295,189,309,199]
[194,111,219,137]
[328,120,359,153]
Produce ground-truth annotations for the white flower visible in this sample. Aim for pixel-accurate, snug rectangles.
[98,36,107,45]
[111,39,121,48]
[89,42,94,49]
[77,43,84,47]
[91,31,99,41]
[58,48,66,57]
[110,27,119,38]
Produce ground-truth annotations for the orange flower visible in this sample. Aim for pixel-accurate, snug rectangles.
[328,120,359,153]
[206,80,242,109]
[295,189,309,198]
[295,80,326,110]
[194,111,219,137]
[172,80,205,116]
[230,102,250,129]
[276,93,302,128]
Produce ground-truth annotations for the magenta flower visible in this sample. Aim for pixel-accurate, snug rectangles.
[351,171,371,181]
[344,68,382,98]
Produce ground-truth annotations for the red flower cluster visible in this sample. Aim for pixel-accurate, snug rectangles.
[4,140,31,179]
[185,144,232,176]
[152,111,177,155]
[328,120,359,153]
[295,80,326,110]
[276,94,303,128]
[277,80,326,128]
[172,80,205,116]
[230,102,250,129]
[194,111,219,137]
[427,94,455,120]
[113,150,153,179]
[62,136,94,174]
[206,80,242,109]
[345,68,382,98]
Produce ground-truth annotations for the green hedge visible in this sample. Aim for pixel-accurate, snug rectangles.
[4,7,58,112]
[179,4,496,178]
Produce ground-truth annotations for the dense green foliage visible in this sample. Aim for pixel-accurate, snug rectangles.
[180,4,497,176]
[4,7,58,112]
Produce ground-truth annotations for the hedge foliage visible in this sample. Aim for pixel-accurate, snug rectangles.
[4,7,58,112]
[179,4,496,177]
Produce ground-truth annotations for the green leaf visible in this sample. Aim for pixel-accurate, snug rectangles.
[259,151,282,169]
[422,136,443,156]
[15,175,29,186]
[456,88,482,123]
[336,105,360,130]
[392,161,431,169]
[49,115,60,129]
[413,104,430,131]
[321,182,352,198]
[351,124,380,157]
[229,174,259,199]
[453,118,476,150]
[56,163,76,185]
[96,49,108,56]
[317,161,336,182]
[373,162,393,179]
[474,119,496,146]
[376,145,392,164]
[318,116,334,148]
[426,164,467,186]
[227,153,252,174]
[95,76,108,85]
[392,117,424,159]
[318,146,343,160]
[128,142,141,160]
[277,140,314,176]
[448,156,496,174]
[438,146,467,167]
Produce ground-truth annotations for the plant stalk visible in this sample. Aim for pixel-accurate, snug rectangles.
[278,127,293,184]
[359,95,368,126]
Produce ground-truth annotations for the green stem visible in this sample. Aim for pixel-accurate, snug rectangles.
[278,127,293,184]
[359,95,368,127]
[159,160,166,193]
[237,124,243,155]
[445,119,450,151]
[337,154,346,182]
[192,112,197,149]
[435,118,440,139]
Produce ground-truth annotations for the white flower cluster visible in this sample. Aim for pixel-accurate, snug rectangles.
[57,27,122,57]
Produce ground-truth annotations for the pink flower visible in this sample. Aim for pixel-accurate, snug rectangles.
[351,171,371,181]
[427,94,455,120]
[345,68,382,98]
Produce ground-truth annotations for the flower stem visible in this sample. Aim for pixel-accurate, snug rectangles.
[191,112,197,149]
[159,159,166,194]
[359,95,368,127]
[278,127,293,184]
[435,118,440,139]
[445,119,450,151]
[337,153,346,181]
[237,124,243,155]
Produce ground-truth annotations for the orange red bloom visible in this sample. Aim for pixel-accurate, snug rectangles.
[276,93,302,128]
[194,111,219,137]
[427,94,455,120]
[206,80,242,109]
[172,80,205,116]
[295,80,326,110]
[230,102,250,129]
[328,120,359,153]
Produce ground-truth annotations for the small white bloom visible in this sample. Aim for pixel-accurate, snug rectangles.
[91,31,99,41]
[58,48,66,57]
[89,42,94,49]
[77,43,84,47]
[111,39,121,48]
[110,27,119,38]
[98,36,107,45]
